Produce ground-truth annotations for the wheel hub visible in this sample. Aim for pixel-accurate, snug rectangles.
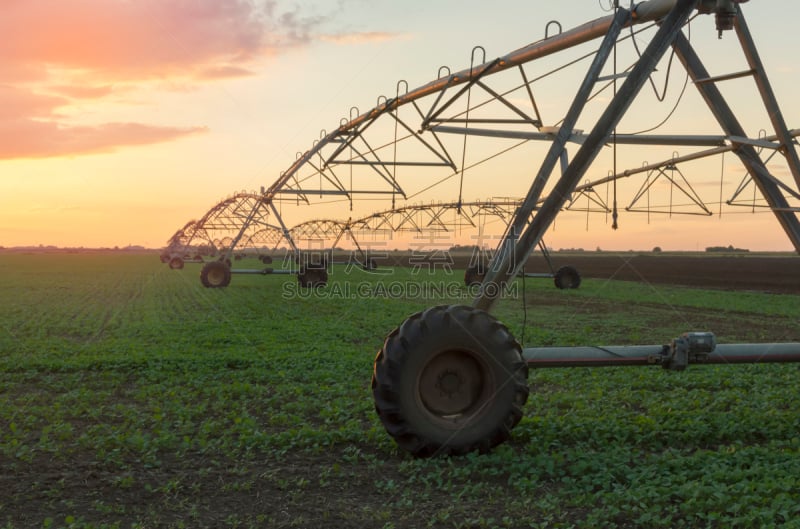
[209,269,224,284]
[418,350,485,418]
[437,369,462,395]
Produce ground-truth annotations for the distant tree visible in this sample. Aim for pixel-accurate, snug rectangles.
[652,246,662,253]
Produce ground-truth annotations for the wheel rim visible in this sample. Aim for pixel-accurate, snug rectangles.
[417,350,491,420]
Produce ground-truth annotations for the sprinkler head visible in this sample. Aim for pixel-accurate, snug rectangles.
[714,0,737,38]
[697,0,749,38]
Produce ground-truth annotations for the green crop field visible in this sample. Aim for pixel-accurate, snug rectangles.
[1,252,799,528]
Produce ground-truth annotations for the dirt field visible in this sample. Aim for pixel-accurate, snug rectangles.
[380,252,800,294]
[525,253,800,294]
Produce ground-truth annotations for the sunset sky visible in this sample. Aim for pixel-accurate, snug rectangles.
[1,0,799,252]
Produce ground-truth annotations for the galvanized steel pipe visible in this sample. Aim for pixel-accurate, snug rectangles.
[524,342,800,368]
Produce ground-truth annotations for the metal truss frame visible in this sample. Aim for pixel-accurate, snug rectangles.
[169,198,525,259]
[163,192,297,262]
[166,0,799,291]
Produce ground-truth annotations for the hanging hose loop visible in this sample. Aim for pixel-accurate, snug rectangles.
[545,20,562,39]
[396,79,408,97]
[470,46,486,72]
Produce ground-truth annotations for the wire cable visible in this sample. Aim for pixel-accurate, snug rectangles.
[625,13,695,135]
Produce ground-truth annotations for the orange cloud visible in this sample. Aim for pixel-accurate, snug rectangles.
[319,31,409,45]
[48,85,116,99]
[196,66,258,81]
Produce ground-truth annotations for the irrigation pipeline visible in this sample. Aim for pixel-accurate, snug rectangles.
[524,342,800,369]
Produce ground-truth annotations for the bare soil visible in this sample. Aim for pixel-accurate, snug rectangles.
[381,251,800,294]
[534,253,800,294]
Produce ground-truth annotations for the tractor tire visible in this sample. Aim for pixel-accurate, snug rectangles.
[168,256,184,270]
[554,265,581,290]
[200,261,231,288]
[297,267,328,288]
[372,304,529,457]
[464,265,486,287]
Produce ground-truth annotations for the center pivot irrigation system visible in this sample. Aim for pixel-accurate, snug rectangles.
[371,0,800,457]
[167,0,800,456]
[162,196,583,289]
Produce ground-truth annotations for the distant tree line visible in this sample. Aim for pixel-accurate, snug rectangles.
[705,245,749,253]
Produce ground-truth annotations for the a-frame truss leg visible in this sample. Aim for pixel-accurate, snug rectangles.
[475,0,697,312]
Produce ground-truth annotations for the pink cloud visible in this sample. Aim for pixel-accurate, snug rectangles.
[0,0,399,160]
[0,119,207,160]
[0,0,330,83]
[0,85,67,120]
[0,82,205,159]
[0,85,207,160]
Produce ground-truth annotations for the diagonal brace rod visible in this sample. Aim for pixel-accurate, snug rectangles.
[476,7,631,295]
[475,0,697,311]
